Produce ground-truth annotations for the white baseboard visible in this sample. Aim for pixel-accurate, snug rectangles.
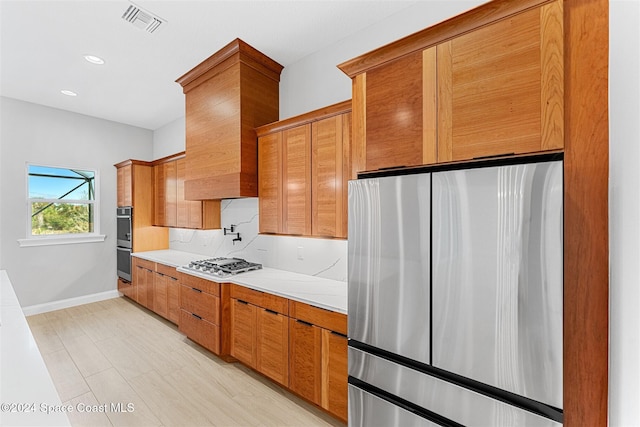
[21,290,122,316]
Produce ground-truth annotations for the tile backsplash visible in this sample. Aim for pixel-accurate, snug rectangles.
[169,198,348,282]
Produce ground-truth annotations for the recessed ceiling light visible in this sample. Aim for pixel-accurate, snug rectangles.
[61,90,78,97]
[84,55,105,65]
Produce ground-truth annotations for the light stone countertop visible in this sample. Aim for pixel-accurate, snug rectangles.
[0,270,71,427]
[133,250,347,314]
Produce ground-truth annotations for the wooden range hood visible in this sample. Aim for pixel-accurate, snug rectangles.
[176,39,283,200]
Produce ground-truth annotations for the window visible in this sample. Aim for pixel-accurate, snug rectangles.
[19,164,106,246]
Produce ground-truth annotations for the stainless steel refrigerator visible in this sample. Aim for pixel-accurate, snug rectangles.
[347,154,564,426]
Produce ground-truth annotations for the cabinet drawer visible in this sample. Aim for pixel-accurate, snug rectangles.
[179,309,220,354]
[135,257,155,271]
[180,285,220,324]
[156,262,178,278]
[230,284,288,315]
[179,272,220,296]
[289,301,347,335]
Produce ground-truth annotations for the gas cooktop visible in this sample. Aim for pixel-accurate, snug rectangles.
[180,257,262,278]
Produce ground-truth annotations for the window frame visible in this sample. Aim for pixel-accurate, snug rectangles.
[18,162,106,247]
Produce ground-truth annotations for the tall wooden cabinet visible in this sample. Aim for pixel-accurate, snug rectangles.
[115,160,169,253]
[338,0,610,425]
[175,39,283,200]
[256,101,351,238]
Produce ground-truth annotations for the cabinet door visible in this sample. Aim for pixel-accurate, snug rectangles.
[154,272,168,319]
[135,266,154,309]
[230,299,257,368]
[155,161,177,227]
[166,275,180,324]
[365,51,427,171]
[321,329,348,421]
[311,113,350,238]
[289,318,322,405]
[257,308,289,386]
[117,165,132,207]
[282,125,311,235]
[437,2,563,162]
[258,132,283,234]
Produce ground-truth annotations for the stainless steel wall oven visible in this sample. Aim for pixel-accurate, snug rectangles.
[116,206,132,282]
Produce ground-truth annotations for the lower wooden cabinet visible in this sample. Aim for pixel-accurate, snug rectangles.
[321,329,348,421]
[289,318,322,403]
[256,308,289,386]
[230,285,290,387]
[133,258,155,310]
[179,274,224,356]
[230,299,257,367]
[289,301,348,422]
[117,277,135,299]
[179,310,220,354]
[125,258,181,325]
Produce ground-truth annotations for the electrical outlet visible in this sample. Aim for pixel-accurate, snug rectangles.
[297,246,304,261]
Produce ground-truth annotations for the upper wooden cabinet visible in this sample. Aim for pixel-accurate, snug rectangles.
[176,39,283,200]
[115,160,168,253]
[339,0,563,172]
[116,164,132,207]
[153,154,221,230]
[256,101,351,238]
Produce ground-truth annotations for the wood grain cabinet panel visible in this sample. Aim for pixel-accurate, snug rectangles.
[230,299,257,368]
[153,272,169,319]
[154,161,177,227]
[176,39,283,200]
[289,318,322,405]
[256,101,351,239]
[153,155,221,230]
[179,310,220,354]
[179,273,223,355]
[116,165,132,207]
[365,51,426,171]
[437,1,563,162]
[256,308,289,386]
[282,125,312,236]
[311,113,350,238]
[258,132,283,234]
[166,275,180,324]
[321,329,348,422]
[180,285,220,324]
[117,278,134,299]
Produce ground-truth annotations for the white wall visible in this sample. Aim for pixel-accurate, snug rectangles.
[0,97,153,307]
[609,1,640,425]
[279,1,485,119]
[153,116,185,160]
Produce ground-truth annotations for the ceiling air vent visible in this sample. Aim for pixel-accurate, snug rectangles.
[121,3,165,33]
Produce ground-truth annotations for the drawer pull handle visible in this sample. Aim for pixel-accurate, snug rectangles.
[264,309,278,315]
[296,319,313,327]
[237,300,249,305]
[191,287,203,293]
[191,313,202,320]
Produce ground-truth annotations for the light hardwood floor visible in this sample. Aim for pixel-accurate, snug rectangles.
[27,297,345,427]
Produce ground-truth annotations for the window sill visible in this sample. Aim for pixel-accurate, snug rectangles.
[17,234,107,247]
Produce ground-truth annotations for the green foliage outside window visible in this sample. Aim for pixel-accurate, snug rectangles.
[31,202,93,235]
[27,165,97,236]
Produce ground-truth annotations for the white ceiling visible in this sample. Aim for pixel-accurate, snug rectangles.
[0,0,421,130]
